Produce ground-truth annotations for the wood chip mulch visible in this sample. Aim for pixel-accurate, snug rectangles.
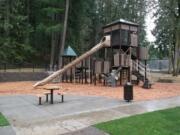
[0,81,180,101]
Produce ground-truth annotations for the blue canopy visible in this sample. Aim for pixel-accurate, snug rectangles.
[63,46,77,57]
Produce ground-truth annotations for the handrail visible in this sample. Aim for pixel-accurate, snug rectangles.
[138,61,145,68]
[137,61,151,74]
[132,60,152,82]
[118,49,152,83]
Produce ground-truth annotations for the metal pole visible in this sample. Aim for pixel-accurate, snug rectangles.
[33,64,35,72]
[145,60,147,80]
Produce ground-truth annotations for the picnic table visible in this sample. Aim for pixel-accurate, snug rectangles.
[44,86,60,104]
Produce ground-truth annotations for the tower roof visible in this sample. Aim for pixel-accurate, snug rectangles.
[63,46,77,57]
[103,19,138,28]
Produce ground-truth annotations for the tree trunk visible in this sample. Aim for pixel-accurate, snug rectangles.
[5,0,10,38]
[173,0,180,76]
[58,0,70,68]
[169,53,173,74]
[25,0,30,48]
[174,28,180,76]
[50,14,56,71]
[173,2,180,76]
[50,32,56,71]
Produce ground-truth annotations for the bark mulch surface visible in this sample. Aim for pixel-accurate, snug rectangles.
[0,81,180,101]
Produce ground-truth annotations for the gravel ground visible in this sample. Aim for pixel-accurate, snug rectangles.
[0,81,180,101]
[151,72,180,83]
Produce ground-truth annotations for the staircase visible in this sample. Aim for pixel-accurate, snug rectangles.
[117,49,153,88]
[132,60,153,88]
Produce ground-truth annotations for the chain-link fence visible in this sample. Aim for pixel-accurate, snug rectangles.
[0,63,49,73]
[148,59,169,72]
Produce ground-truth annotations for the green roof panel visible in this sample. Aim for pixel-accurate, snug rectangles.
[63,46,77,57]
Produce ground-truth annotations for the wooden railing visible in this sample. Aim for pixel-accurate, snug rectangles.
[132,60,152,82]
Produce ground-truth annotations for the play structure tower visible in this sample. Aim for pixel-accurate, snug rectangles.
[103,19,139,49]
[101,19,138,85]
[101,19,152,87]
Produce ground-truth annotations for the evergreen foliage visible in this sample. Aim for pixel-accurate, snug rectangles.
[153,0,180,74]
[0,0,148,65]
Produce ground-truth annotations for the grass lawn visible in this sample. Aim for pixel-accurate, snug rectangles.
[0,113,9,127]
[95,107,180,135]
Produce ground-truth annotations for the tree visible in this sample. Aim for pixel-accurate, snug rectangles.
[0,0,149,67]
[28,0,64,65]
[0,0,34,64]
[39,0,64,70]
[66,0,148,54]
[153,0,180,75]
[58,0,69,68]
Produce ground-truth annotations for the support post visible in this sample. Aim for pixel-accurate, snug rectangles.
[144,60,147,80]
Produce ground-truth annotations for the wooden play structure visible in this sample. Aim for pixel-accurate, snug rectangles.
[34,19,152,88]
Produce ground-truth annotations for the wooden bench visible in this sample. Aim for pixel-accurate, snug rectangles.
[57,91,64,103]
[35,94,45,105]
[43,91,51,102]
[34,91,50,105]
[36,92,64,105]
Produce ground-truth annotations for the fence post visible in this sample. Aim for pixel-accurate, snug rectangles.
[45,64,48,71]
[144,60,147,80]
[4,63,6,72]
[19,64,21,72]
[33,64,35,72]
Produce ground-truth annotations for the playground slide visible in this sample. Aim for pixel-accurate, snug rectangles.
[33,36,111,87]
[102,66,122,87]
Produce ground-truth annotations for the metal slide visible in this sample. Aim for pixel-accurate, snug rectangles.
[102,66,122,87]
[33,36,111,87]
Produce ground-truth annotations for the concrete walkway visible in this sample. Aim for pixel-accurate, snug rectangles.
[0,94,180,135]
[62,96,180,135]
[0,94,125,135]
[0,126,16,135]
[62,127,109,135]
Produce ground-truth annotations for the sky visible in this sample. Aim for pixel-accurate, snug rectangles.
[145,3,156,42]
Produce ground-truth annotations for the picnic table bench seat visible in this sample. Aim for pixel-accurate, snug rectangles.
[57,91,64,103]
[35,91,64,105]
[43,91,51,102]
[35,94,45,105]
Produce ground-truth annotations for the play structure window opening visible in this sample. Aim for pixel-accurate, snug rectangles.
[121,30,129,46]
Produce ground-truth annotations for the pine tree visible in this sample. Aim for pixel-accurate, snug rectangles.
[0,0,34,64]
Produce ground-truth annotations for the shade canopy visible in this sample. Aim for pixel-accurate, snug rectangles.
[63,46,77,57]
[103,19,139,47]
[103,19,139,28]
